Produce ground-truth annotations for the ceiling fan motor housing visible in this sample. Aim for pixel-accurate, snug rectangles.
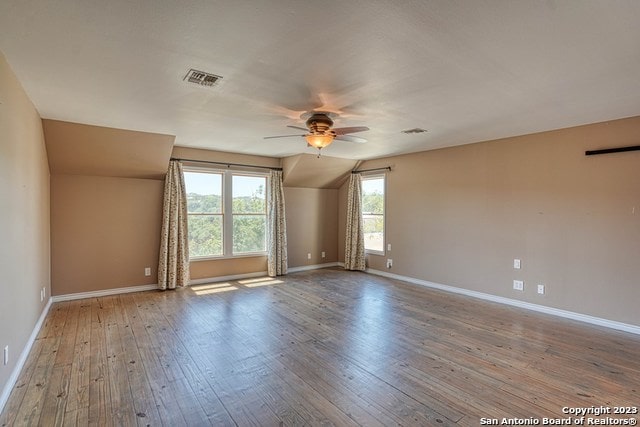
[306,113,334,135]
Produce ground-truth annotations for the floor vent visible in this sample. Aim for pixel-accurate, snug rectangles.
[183,69,222,87]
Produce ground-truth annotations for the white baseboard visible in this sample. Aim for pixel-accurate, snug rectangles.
[52,284,158,302]
[366,268,640,336]
[288,262,340,273]
[51,263,343,300]
[0,297,53,415]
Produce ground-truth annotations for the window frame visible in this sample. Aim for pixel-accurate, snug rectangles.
[184,166,269,261]
[361,173,386,256]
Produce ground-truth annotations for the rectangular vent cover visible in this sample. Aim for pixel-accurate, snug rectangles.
[401,128,428,134]
[184,69,222,87]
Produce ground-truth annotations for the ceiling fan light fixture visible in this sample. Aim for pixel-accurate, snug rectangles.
[264,111,368,154]
[305,133,334,149]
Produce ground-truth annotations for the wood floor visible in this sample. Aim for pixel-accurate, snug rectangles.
[1,268,639,426]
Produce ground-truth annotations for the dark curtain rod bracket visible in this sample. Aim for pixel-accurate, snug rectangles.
[585,145,640,156]
[352,166,392,174]
[171,157,282,171]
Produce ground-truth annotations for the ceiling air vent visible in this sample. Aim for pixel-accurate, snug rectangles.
[401,128,428,134]
[183,69,222,87]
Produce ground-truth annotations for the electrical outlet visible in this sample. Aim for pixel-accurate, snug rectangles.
[513,259,521,269]
[3,346,8,365]
[387,243,392,251]
[386,259,393,269]
[537,284,545,295]
[513,280,524,291]
[321,251,325,258]
[307,253,311,260]
[144,267,151,276]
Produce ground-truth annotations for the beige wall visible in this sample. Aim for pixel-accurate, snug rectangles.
[341,116,640,325]
[50,175,163,295]
[284,187,339,266]
[48,142,342,291]
[44,122,174,296]
[172,146,281,170]
[190,257,268,280]
[0,53,50,397]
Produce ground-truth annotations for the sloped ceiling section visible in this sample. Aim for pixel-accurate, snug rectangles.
[43,120,175,179]
[282,154,358,189]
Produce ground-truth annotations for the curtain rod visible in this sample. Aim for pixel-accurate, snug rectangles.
[352,166,391,174]
[171,157,282,171]
[585,145,640,156]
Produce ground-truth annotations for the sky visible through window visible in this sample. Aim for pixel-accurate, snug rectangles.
[233,175,266,199]
[184,172,264,197]
[362,177,384,195]
[184,172,220,195]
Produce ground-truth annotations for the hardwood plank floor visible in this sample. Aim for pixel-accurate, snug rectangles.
[2,268,639,426]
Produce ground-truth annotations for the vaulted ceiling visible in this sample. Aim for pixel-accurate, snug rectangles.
[1,1,639,160]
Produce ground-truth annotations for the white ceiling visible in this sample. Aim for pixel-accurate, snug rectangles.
[1,0,639,160]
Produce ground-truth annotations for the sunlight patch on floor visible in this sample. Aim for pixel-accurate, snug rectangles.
[191,282,238,295]
[239,276,284,287]
[190,277,284,295]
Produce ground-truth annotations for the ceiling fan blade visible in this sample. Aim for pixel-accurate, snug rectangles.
[263,134,305,140]
[335,134,367,144]
[333,126,370,135]
[287,125,309,131]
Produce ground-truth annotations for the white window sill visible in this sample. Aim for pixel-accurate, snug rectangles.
[365,250,385,256]
[190,252,268,262]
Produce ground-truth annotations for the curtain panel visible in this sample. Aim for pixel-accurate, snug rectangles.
[267,170,288,277]
[158,160,190,289]
[344,173,366,270]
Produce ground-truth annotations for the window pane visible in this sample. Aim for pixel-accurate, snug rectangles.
[232,175,266,214]
[188,215,223,257]
[184,172,222,213]
[362,178,384,215]
[233,215,266,253]
[362,176,385,252]
[363,215,384,252]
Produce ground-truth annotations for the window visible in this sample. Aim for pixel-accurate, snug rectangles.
[361,175,385,253]
[185,171,223,257]
[184,169,268,259]
[232,175,267,254]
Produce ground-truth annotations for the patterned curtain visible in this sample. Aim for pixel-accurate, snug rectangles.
[158,160,190,289]
[344,173,366,270]
[267,170,288,277]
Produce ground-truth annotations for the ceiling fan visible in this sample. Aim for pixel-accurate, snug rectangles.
[264,111,369,154]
